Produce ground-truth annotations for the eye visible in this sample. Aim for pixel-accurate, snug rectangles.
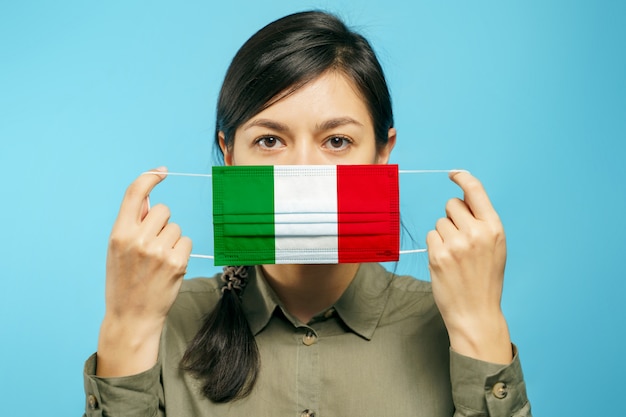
[324,136,352,151]
[255,136,283,149]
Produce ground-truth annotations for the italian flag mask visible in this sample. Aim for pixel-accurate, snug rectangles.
[212,164,400,265]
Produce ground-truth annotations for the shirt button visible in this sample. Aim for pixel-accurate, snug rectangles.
[323,308,335,319]
[302,331,317,346]
[301,409,316,417]
[492,381,508,399]
[87,394,99,410]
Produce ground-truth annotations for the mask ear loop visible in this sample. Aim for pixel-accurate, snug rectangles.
[189,254,215,259]
[396,169,470,255]
[142,169,470,261]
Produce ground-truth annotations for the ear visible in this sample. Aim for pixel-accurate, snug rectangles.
[375,127,397,164]
[218,131,234,166]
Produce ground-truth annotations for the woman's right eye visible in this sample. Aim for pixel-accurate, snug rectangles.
[255,136,282,149]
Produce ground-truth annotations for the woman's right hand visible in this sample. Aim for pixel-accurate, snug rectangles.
[96,167,192,377]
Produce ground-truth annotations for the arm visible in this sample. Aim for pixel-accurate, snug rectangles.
[83,353,165,417]
[426,172,531,415]
[427,171,511,363]
[98,167,191,376]
[84,167,192,416]
[450,347,532,417]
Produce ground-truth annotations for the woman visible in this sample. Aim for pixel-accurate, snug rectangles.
[84,11,531,417]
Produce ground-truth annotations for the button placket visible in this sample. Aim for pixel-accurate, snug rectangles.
[296,327,319,415]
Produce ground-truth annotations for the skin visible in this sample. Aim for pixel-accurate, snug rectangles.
[219,71,396,324]
[96,70,511,378]
[97,168,192,376]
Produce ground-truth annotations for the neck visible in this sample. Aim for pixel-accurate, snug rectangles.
[261,263,360,324]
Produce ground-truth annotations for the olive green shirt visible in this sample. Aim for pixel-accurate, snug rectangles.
[83,263,531,416]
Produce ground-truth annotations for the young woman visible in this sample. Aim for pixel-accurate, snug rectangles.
[84,11,531,417]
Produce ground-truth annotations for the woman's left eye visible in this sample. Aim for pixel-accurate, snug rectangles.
[324,136,352,150]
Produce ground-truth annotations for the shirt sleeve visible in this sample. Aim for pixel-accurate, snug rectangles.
[450,345,532,417]
[82,353,165,417]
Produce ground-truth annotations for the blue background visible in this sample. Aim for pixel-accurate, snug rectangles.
[1,1,624,415]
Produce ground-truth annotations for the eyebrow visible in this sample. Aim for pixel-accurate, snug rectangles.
[242,119,291,133]
[242,117,364,133]
[316,117,364,131]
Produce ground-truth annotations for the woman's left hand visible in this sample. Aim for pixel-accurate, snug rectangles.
[426,171,513,364]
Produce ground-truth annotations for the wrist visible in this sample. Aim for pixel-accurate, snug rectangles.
[445,312,513,365]
[96,315,164,377]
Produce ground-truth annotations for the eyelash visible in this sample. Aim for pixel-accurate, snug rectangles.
[252,135,354,151]
[323,135,353,151]
[254,136,283,150]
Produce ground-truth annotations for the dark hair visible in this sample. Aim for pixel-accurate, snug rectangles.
[181,266,257,402]
[182,10,395,403]
[214,9,394,161]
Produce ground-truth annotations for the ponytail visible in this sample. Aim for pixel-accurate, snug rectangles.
[181,266,260,403]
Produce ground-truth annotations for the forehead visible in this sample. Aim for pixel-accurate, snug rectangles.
[251,71,372,124]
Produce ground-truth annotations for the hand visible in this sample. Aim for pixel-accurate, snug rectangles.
[426,171,512,364]
[97,167,192,376]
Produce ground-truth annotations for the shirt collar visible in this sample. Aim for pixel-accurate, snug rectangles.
[333,263,393,340]
[241,263,394,340]
[240,266,280,336]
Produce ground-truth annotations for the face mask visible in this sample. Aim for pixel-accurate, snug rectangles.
[146,166,467,265]
[212,164,399,265]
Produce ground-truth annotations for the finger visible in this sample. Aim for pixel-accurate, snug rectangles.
[173,236,192,271]
[445,198,474,230]
[173,236,193,258]
[157,222,182,247]
[448,171,496,221]
[169,236,193,276]
[435,217,458,241]
[140,203,171,237]
[140,196,150,221]
[118,167,168,225]
[425,229,443,265]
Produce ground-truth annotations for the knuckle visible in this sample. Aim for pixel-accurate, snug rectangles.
[168,222,182,236]
[430,248,452,266]
[478,221,505,243]
[124,182,145,200]
[166,254,187,272]
[466,179,484,194]
[448,236,471,254]
[151,203,171,218]
[490,221,505,238]
[134,243,153,259]
[178,236,193,249]
[445,198,461,212]
[466,227,485,244]
[109,230,131,251]
[493,227,507,249]
[435,217,448,229]
[143,243,166,259]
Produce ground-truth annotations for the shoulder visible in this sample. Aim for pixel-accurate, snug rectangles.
[166,275,222,333]
[389,271,434,295]
[363,262,434,299]
[179,275,222,295]
[374,266,441,326]
[388,274,437,315]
